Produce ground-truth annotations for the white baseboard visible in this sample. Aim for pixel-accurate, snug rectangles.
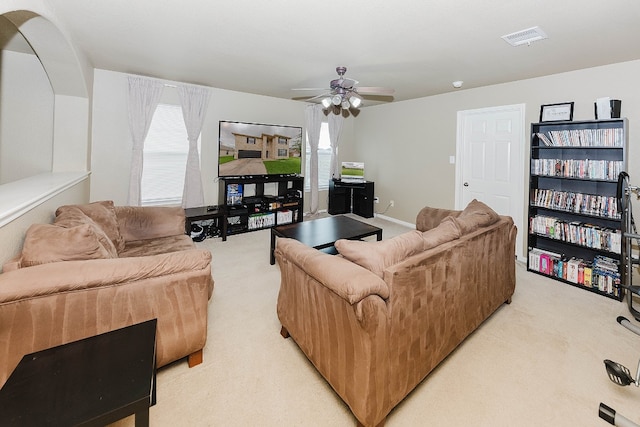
[374,213,415,229]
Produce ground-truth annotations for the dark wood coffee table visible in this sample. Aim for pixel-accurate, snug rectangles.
[0,319,157,427]
[270,215,383,265]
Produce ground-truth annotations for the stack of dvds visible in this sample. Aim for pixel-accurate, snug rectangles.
[531,189,619,219]
[528,249,620,297]
[592,255,621,296]
[529,214,621,253]
[276,210,293,225]
[248,213,275,230]
[536,128,624,147]
[530,158,623,180]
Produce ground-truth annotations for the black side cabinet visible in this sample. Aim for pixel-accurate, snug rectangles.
[328,179,375,218]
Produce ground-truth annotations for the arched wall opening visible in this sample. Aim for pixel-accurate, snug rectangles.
[0,7,90,235]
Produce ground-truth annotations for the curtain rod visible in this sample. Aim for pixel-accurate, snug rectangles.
[127,73,207,90]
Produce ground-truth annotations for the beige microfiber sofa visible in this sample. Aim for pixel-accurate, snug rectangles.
[0,200,213,388]
[275,200,516,427]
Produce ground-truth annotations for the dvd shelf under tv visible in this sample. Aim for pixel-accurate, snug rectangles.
[219,175,304,237]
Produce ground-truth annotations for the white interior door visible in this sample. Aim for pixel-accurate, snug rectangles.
[455,104,525,260]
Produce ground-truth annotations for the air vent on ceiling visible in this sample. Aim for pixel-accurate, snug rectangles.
[501,26,548,47]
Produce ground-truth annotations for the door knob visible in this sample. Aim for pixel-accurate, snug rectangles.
[463,182,469,187]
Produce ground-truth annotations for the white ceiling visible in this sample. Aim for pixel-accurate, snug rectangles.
[42,0,640,106]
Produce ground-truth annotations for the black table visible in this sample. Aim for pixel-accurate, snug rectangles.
[0,319,157,427]
[270,215,383,265]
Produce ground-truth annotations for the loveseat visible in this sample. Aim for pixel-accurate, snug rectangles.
[275,200,516,427]
[0,200,214,388]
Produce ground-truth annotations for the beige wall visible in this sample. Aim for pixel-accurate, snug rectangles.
[90,68,354,211]
[355,60,640,245]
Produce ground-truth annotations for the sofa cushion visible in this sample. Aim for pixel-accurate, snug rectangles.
[115,206,186,242]
[54,206,119,258]
[118,235,196,258]
[335,230,425,278]
[56,200,124,252]
[423,216,462,249]
[20,223,114,267]
[451,199,500,234]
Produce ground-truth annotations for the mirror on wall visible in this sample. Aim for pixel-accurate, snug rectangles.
[0,15,54,185]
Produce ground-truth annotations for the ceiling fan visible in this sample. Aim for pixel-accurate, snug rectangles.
[293,66,394,109]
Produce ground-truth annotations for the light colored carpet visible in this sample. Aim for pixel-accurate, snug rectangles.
[113,214,640,426]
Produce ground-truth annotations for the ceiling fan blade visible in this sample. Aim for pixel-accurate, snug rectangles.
[293,92,331,102]
[355,86,395,96]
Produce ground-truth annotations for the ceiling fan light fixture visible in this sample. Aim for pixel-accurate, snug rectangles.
[349,94,362,108]
[295,66,394,109]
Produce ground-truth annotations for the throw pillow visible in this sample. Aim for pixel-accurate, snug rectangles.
[423,216,462,250]
[21,223,113,267]
[415,206,460,232]
[56,200,124,252]
[453,199,500,234]
[54,206,119,257]
[335,230,424,278]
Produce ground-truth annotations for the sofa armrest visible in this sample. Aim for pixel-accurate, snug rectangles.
[275,238,392,427]
[415,206,460,232]
[0,249,212,302]
[115,206,186,241]
[275,238,389,304]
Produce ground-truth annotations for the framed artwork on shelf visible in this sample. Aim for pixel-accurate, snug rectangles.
[539,102,574,122]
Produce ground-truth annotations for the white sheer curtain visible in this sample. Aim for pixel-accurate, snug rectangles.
[177,84,211,208]
[328,112,344,179]
[126,76,164,205]
[305,104,324,215]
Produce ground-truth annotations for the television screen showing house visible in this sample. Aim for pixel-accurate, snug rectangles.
[218,121,302,177]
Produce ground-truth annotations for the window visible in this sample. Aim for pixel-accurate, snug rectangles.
[304,122,332,191]
[247,137,256,144]
[278,148,287,157]
[141,104,191,206]
[278,137,287,145]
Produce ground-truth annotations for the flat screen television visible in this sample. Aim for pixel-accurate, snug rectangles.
[218,121,302,178]
[340,161,365,183]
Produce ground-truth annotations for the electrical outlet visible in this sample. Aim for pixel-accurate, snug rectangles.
[374,196,380,204]
[390,200,395,207]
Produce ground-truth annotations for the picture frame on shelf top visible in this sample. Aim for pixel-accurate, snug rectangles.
[540,102,574,122]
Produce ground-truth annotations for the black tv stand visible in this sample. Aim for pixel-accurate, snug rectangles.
[218,175,304,238]
[328,179,374,218]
